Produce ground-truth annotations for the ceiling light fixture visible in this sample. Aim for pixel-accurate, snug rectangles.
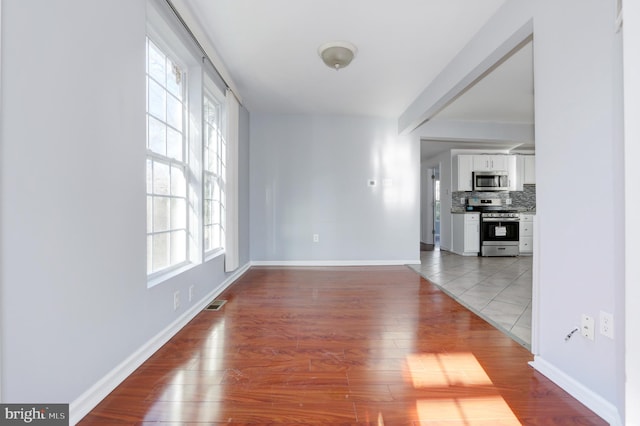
[318,41,358,70]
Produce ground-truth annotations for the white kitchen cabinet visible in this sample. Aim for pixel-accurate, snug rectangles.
[452,213,480,256]
[519,213,535,254]
[454,154,517,191]
[523,155,536,184]
[473,155,508,171]
[454,155,474,191]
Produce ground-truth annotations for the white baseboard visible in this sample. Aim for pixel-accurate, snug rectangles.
[529,356,622,426]
[251,260,421,266]
[69,262,251,425]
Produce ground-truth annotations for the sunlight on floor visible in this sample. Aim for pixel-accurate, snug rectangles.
[406,352,521,424]
[416,396,521,424]
[406,353,493,388]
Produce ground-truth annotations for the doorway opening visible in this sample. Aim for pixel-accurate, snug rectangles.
[433,169,441,247]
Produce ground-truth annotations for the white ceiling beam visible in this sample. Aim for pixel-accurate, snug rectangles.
[399,0,533,134]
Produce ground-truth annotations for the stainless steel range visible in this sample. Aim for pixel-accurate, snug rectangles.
[467,198,520,257]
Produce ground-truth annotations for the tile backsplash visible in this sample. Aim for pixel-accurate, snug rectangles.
[452,185,536,211]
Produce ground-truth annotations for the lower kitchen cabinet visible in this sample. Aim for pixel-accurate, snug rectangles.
[452,212,480,256]
[519,213,535,254]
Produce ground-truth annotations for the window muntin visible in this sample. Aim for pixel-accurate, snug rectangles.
[146,37,189,275]
[203,92,226,253]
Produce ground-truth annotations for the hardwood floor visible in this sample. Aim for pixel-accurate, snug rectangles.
[79,266,605,425]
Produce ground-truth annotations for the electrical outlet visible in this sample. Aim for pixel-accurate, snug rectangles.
[173,291,180,311]
[600,311,614,339]
[581,314,594,340]
[189,285,194,302]
[313,234,319,243]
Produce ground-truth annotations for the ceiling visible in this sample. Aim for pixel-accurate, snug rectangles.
[421,40,535,160]
[183,0,534,156]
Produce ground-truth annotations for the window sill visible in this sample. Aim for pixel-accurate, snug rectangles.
[205,248,225,263]
[147,262,196,289]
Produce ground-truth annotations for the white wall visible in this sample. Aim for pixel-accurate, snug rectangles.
[405,0,627,422]
[532,1,624,422]
[250,114,420,264]
[0,0,250,409]
[624,2,640,425]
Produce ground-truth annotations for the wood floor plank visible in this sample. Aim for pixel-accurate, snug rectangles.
[78,266,606,425]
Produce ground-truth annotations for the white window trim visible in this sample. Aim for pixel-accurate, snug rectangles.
[203,77,227,259]
[146,0,204,286]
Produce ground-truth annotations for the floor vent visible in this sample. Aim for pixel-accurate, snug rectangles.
[205,300,227,311]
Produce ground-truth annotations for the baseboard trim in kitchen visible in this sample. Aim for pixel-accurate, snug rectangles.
[529,356,622,426]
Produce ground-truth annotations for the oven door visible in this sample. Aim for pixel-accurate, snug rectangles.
[481,219,519,244]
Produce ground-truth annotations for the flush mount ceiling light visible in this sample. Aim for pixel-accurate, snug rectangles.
[318,41,358,70]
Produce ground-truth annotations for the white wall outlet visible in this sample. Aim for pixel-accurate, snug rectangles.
[581,314,595,340]
[188,285,194,302]
[600,311,614,339]
[313,234,319,243]
[173,291,180,311]
[505,198,512,205]
[460,197,466,205]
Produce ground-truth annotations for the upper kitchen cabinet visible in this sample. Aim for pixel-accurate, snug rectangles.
[473,155,508,171]
[523,155,536,184]
[514,155,536,190]
[454,154,474,191]
[454,153,517,191]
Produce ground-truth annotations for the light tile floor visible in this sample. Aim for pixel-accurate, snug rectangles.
[409,249,532,349]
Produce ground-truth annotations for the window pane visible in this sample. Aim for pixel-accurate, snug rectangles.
[153,162,170,195]
[211,225,220,250]
[153,197,170,232]
[204,199,212,226]
[166,127,182,161]
[148,40,166,85]
[171,165,186,197]
[170,230,186,265]
[166,60,183,99]
[148,116,166,155]
[207,139,217,174]
[147,235,153,274]
[213,197,220,224]
[146,159,153,193]
[152,233,169,272]
[167,94,183,131]
[204,225,211,251]
[171,198,186,229]
[148,79,166,121]
[213,180,220,202]
[147,196,153,233]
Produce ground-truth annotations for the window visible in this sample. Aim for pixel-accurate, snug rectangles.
[203,91,226,254]
[146,37,189,275]
[145,0,237,282]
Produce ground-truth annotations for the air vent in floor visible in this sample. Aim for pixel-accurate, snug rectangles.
[205,300,227,311]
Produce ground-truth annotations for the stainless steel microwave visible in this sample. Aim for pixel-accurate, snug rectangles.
[472,171,509,191]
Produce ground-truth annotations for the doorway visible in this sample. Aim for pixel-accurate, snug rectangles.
[433,168,441,247]
[420,164,440,251]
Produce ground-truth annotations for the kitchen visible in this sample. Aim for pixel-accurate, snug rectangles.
[414,149,536,347]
